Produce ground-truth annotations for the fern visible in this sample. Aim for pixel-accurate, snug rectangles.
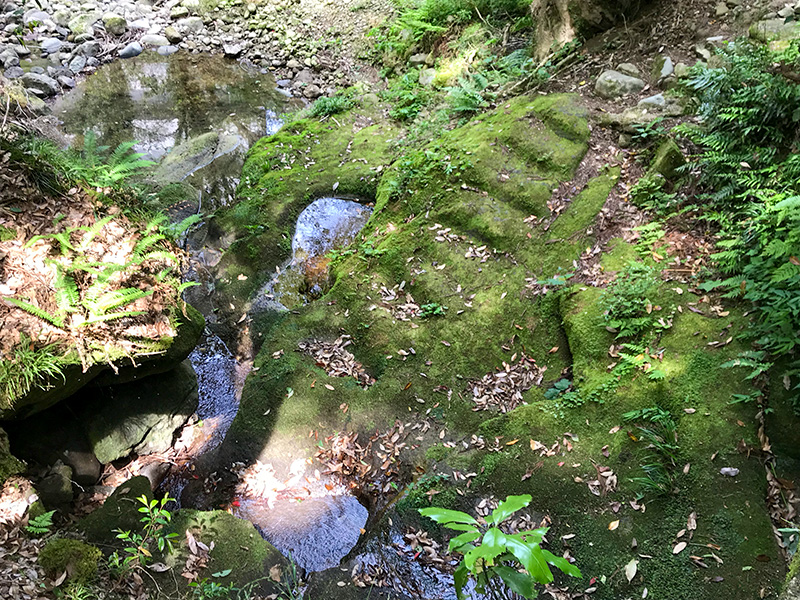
[3,297,65,328]
[83,288,152,317]
[25,510,56,535]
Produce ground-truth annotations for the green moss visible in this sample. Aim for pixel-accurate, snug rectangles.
[38,538,101,584]
[78,476,152,544]
[165,510,285,591]
[0,226,16,242]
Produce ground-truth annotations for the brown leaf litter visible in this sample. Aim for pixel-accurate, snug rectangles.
[298,334,375,388]
[470,354,546,412]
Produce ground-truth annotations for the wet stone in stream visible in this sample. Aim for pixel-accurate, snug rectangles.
[236,495,368,572]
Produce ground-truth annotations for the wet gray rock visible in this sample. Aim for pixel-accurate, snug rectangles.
[21,71,60,97]
[140,34,170,47]
[40,37,62,54]
[652,55,674,82]
[157,45,179,55]
[293,68,314,84]
[58,75,76,88]
[68,55,87,73]
[119,41,142,58]
[595,69,645,99]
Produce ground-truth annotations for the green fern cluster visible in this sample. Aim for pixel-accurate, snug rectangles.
[674,39,800,407]
[4,215,196,334]
[21,131,154,189]
[676,39,800,213]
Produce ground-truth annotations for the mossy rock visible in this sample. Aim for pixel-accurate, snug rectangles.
[78,476,152,543]
[38,538,101,584]
[163,509,287,593]
[649,138,684,180]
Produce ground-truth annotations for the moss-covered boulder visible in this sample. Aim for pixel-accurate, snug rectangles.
[78,476,152,543]
[164,509,287,593]
[38,538,102,584]
[5,303,204,421]
[81,360,199,464]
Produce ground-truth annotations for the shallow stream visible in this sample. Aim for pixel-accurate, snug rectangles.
[53,51,374,574]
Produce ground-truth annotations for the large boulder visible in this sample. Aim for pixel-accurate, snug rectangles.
[153,131,243,184]
[82,360,199,464]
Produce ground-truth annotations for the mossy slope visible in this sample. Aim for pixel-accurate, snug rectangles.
[214,93,783,599]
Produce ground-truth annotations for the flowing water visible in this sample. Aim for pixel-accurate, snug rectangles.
[53,51,374,575]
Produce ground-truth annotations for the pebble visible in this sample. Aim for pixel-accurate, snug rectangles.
[119,40,143,58]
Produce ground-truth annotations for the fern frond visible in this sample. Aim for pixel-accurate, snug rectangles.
[3,297,65,328]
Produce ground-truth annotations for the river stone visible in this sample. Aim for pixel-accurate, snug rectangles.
[638,93,666,108]
[101,12,127,36]
[302,84,322,98]
[23,9,51,26]
[170,5,190,19]
[21,72,60,97]
[78,476,152,543]
[157,45,179,56]
[68,54,87,73]
[176,16,203,34]
[140,34,170,47]
[129,18,150,31]
[154,131,242,183]
[40,37,62,54]
[119,41,142,58]
[750,18,800,42]
[616,62,639,77]
[223,43,242,58]
[68,13,98,37]
[76,41,102,57]
[595,69,645,99]
[164,25,182,43]
[36,462,73,510]
[4,66,24,79]
[82,360,199,465]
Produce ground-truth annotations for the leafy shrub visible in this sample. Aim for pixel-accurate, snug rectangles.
[447,72,492,114]
[384,69,436,122]
[420,495,581,599]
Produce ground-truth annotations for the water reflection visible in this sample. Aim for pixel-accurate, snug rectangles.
[52,52,299,207]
